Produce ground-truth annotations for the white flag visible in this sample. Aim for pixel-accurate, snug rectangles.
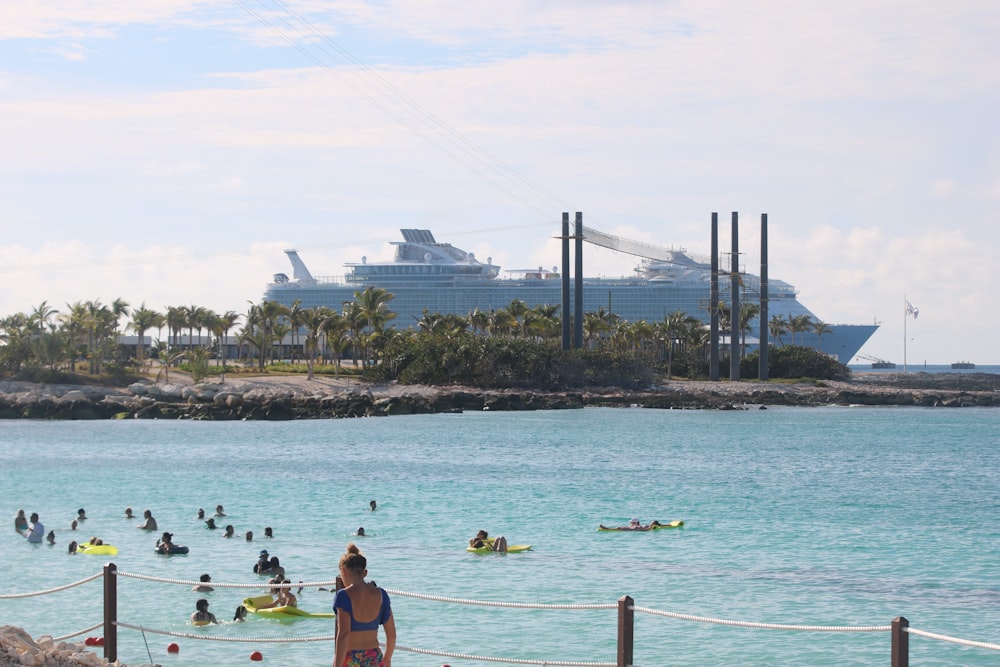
[905,300,919,319]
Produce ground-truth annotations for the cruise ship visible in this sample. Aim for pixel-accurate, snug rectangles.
[264,229,878,363]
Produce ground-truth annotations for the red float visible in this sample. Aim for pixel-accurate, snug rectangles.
[167,642,180,653]
[250,650,264,661]
[84,637,97,646]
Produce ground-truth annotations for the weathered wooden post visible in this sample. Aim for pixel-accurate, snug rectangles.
[103,562,118,662]
[891,616,909,667]
[617,595,634,667]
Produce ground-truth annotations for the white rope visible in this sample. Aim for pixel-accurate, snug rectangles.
[384,588,617,610]
[0,572,103,599]
[116,571,340,589]
[115,623,612,666]
[114,621,335,643]
[632,606,891,633]
[53,623,104,642]
[392,643,616,666]
[907,627,1000,651]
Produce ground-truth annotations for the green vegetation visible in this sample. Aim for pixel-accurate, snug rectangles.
[0,293,847,389]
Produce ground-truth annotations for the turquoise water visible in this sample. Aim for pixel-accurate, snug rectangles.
[1,406,998,666]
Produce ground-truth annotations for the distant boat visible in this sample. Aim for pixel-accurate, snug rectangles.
[951,361,976,369]
[859,355,896,369]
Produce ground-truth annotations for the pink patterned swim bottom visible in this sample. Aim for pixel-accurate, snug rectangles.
[342,647,384,667]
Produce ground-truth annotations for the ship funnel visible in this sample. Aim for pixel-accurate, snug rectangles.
[283,249,316,283]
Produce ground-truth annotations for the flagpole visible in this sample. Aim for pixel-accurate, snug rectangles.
[903,295,908,373]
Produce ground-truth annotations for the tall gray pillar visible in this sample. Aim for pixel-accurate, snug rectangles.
[574,212,584,349]
[710,213,720,381]
[730,212,740,381]
[561,213,571,351]
[759,213,769,381]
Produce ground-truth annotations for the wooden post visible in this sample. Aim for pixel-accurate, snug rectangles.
[891,616,909,667]
[103,563,117,662]
[617,595,634,667]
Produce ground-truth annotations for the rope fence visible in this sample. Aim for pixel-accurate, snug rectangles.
[5,564,997,666]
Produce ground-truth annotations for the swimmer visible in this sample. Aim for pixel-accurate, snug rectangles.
[223,525,234,538]
[264,526,273,538]
[46,530,55,545]
[70,520,77,531]
[245,530,254,542]
[369,500,377,511]
[196,508,205,520]
[469,529,507,552]
[14,509,28,532]
[124,507,135,519]
[137,509,157,531]
[233,605,248,622]
[156,532,175,554]
[215,504,226,517]
[23,513,44,543]
[190,599,218,625]
[192,573,214,592]
[356,527,366,536]
[76,508,87,522]
[253,550,270,574]
[205,518,217,530]
[68,541,78,554]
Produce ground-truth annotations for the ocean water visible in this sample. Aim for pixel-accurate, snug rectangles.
[1,406,998,666]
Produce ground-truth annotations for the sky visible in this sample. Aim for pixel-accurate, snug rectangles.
[1,1,998,364]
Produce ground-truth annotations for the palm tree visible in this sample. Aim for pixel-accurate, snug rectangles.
[286,300,307,361]
[166,306,186,350]
[129,303,165,367]
[768,315,788,346]
[213,311,241,370]
[788,314,814,345]
[302,307,336,379]
[738,302,760,360]
[812,320,833,344]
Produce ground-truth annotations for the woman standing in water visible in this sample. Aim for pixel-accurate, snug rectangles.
[333,543,395,667]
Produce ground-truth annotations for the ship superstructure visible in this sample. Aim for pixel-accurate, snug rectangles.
[266,229,877,363]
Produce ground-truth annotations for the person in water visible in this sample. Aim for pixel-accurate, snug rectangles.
[245,530,254,542]
[68,541,78,554]
[138,509,157,531]
[215,504,226,517]
[76,508,87,522]
[70,520,77,531]
[190,599,218,625]
[14,509,28,532]
[192,573,214,592]
[156,532,177,554]
[21,513,44,543]
[264,526,273,538]
[261,578,298,609]
[205,518,218,530]
[124,507,135,519]
[46,530,55,545]
[355,527,365,536]
[469,529,508,552]
[253,550,271,574]
[223,524,235,538]
[369,500,377,511]
[333,542,395,667]
[196,508,205,520]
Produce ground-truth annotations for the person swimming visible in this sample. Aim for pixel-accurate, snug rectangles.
[192,573,214,592]
[469,529,508,552]
[223,524,234,538]
[190,599,218,625]
[137,509,157,531]
[124,507,135,519]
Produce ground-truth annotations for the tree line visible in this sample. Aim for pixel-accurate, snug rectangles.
[0,287,846,387]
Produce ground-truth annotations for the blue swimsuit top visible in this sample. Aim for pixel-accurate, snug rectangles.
[333,588,391,631]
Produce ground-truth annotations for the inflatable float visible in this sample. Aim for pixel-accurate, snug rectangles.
[598,520,684,531]
[466,544,532,554]
[77,543,118,556]
[155,545,190,555]
[242,595,333,620]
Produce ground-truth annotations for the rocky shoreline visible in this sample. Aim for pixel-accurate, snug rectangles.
[1,372,997,420]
